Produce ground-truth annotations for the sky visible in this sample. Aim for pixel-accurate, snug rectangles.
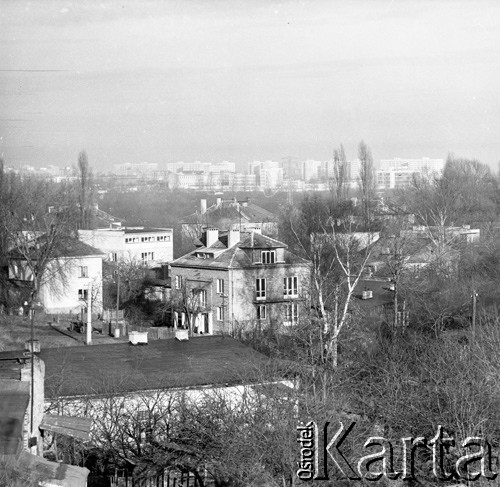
[1,0,499,170]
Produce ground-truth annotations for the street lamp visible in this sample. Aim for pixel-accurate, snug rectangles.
[25,298,43,449]
[220,293,228,336]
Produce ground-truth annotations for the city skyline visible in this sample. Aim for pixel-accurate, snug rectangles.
[1,0,499,169]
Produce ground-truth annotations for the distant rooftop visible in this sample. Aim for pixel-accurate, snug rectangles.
[182,199,277,226]
[10,236,106,260]
[88,226,172,234]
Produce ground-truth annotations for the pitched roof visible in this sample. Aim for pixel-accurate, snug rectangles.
[171,232,308,270]
[238,232,287,249]
[240,202,277,222]
[13,336,279,398]
[10,237,105,260]
[181,201,277,227]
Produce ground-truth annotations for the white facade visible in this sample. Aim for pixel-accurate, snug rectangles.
[376,169,417,189]
[78,226,174,267]
[9,254,104,315]
[113,162,159,176]
[301,160,322,181]
[379,158,444,174]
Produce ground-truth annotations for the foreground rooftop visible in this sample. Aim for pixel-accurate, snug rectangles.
[0,336,278,398]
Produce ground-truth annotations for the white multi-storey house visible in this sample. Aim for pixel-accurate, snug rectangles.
[78,224,173,267]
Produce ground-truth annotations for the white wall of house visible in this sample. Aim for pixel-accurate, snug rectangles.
[9,255,104,315]
[39,255,104,315]
[45,380,295,429]
[79,228,173,266]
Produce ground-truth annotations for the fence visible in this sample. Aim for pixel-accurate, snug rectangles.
[89,468,207,487]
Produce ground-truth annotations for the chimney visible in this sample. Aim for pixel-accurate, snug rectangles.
[228,228,240,248]
[206,228,219,247]
[216,197,222,207]
[200,199,207,214]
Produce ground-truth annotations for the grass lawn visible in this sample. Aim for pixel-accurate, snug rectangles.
[0,314,79,352]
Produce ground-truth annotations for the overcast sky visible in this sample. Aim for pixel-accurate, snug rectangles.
[1,0,499,169]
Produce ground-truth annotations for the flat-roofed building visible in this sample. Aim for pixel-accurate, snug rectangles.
[78,224,173,267]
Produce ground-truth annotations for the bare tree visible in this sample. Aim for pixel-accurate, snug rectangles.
[0,176,78,306]
[358,140,375,229]
[332,144,348,202]
[77,150,95,230]
[280,197,374,367]
[170,280,210,336]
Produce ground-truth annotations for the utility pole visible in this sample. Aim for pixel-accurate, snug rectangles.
[221,293,228,337]
[86,282,92,345]
[115,271,120,336]
[472,289,478,338]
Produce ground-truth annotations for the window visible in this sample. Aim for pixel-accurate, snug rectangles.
[261,250,276,264]
[193,289,207,307]
[80,266,88,278]
[78,289,88,301]
[141,252,154,262]
[256,278,266,300]
[216,279,224,294]
[284,276,298,297]
[109,252,117,262]
[284,302,299,324]
[257,304,266,320]
[175,275,183,290]
[217,306,224,321]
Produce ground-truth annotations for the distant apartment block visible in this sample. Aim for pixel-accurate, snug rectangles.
[170,228,311,335]
[113,162,159,176]
[167,171,256,191]
[248,161,283,189]
[321,159,361,185]
[376,158,444,189]
[301,160,322,181]
[379,158,444,174]
[78,223,173,267]
[376,169,416,189]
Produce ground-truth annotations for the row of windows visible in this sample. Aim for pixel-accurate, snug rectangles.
[255,302,298,323]
[214,303,299,323]
[125,235,171,244]
[260,250,276,264]
[173,276,298,301]
[256,277,299,300]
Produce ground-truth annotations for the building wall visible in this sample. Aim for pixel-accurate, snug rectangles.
[79,228,173,266]
[39,256,104,315]
[169,265,229,335]
[45,379,295,438]
[170,260,310,334]
[229,263,311,331]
